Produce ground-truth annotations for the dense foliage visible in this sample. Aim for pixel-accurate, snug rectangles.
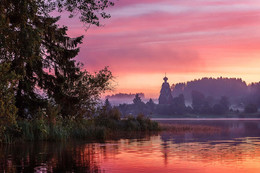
[0,1,161,143]
[0,63,18,140]
[244,103,258,114]
[116,91,258,117]
[0,0,113,118]
[113,77,257,117]
[172,78,260,109]
[172,77,248,100]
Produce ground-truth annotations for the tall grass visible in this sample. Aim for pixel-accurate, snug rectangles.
[4,110,159,143]
[16,118,108,142]
[1,104,160,143]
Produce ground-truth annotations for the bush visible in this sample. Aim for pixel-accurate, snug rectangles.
[124,114,159,131]
[109,108,121,120]
[3,108,160,143]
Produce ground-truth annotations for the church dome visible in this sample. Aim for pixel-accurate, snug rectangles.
[159,75,173,104]
[163,76,168,82]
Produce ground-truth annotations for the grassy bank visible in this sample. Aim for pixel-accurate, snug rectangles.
[2,114,160,144]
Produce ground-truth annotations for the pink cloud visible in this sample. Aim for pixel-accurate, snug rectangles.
[57,0,260,96]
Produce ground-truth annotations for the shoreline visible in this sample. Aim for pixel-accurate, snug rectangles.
[152,118,260,121]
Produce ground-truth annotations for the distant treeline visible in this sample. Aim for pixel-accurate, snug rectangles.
[106,93,145,99]
[172,77,260,106]
[113,77,260,117]
[115,94,258,117]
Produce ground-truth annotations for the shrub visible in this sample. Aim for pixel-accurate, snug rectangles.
[3,108,160,143]
[109,108,121,120]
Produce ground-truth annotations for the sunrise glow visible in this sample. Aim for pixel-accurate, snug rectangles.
[58,0,260,97]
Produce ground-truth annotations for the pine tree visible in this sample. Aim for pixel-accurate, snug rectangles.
[0,0,113,118]
[104,98,112,111]
[133,94,142,105]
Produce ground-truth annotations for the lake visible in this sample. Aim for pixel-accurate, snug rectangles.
[1,119,260,173]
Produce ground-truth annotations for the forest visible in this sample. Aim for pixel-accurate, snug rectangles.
[172,77,260,107]
[0,0,158,143]
[116,77,260,117]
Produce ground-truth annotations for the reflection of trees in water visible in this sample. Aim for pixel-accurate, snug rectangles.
[1,125,260,172]
[0,142,103,172]
[0,132,157,172]
[160,121,260,143]
[160,132,260,164]
[158,121,260,166]
[169,138,260,164]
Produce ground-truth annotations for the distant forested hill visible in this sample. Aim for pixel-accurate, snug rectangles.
[172,77,260,105]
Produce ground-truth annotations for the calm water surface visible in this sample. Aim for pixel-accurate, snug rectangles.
[1,120,260,173]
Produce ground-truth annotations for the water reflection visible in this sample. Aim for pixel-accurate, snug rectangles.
[1,120,260,173]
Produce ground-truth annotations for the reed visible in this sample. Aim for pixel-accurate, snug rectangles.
[2,112,159,143]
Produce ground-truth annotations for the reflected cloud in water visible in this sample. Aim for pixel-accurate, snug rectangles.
[1,120,260,173]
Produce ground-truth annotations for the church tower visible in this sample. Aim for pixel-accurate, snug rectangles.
[159,75,173,104]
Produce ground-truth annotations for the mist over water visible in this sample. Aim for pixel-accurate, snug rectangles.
[1,120,260,173]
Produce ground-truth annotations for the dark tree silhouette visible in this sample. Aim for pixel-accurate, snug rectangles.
[244,103,258,114]
[146,98,156,114]
[191,90,205,113]
[172,77,248,102]
[219,96,230,112]
[133,94,143,105]
[104,98,112,111]
[0,0,113,118]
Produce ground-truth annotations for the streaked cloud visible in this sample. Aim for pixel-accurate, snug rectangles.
[59,0,260,97]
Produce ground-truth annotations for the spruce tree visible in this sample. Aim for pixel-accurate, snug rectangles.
[0,0,113,118]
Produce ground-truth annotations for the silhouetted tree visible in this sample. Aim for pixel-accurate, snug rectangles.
[171,94,186,114]
[244,103,258,114]
[192,91,205,113]
[117,103,129,116]
[132,94,146,115]
[110,107,122,120]
[146,98,156,112]
[247,82,260,107]
[133,94,142,105]
[211,96,230,115]
[205,96,215,107]
[172,77,248,103]
[0,0,113,118]
[201,101,212,114]
[219,96,230,112]
[212,104,226,115]
[172,94,185,107]
[104,98,112,111]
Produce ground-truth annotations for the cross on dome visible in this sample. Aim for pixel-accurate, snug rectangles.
[163,73,168,82]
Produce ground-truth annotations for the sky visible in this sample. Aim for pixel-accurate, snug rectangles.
[59,0,260,98]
